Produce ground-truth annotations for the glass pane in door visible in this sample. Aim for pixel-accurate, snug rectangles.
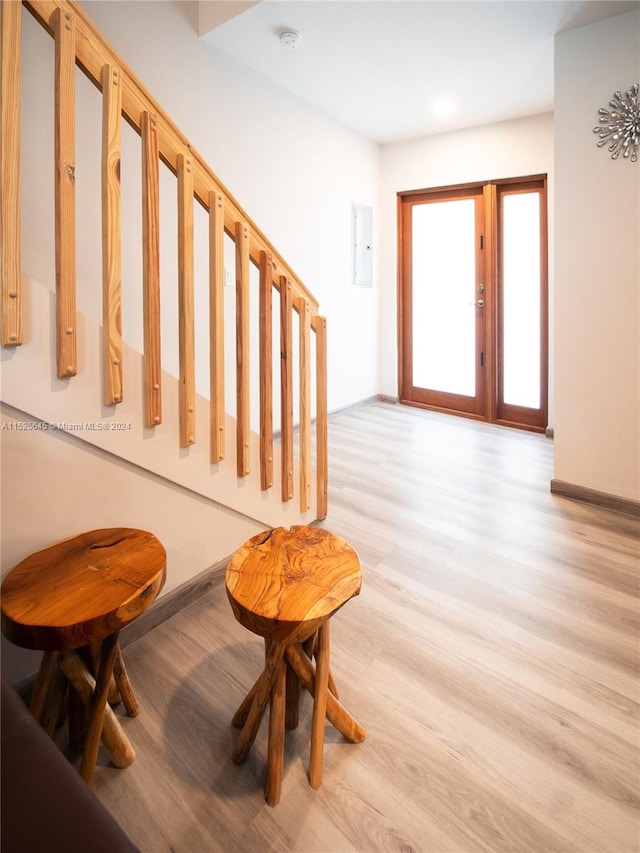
[502,193,541,408]
[412,199,476,396]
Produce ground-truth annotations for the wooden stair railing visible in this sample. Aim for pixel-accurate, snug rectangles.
[0,0,328,519]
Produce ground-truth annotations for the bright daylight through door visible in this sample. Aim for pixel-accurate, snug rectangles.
[412,199,476,398]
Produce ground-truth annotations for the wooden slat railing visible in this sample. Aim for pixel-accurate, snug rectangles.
[1,0,328,520]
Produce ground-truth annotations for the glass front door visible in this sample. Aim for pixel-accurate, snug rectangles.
[399,177,548,431]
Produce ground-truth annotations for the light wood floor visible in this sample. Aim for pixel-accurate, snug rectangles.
[93,402,640,852]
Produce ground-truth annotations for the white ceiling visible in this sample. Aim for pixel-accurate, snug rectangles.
[200,0,640,144]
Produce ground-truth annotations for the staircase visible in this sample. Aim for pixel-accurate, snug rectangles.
[0,0,328,526]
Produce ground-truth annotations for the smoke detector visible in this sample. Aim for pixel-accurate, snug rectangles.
[279,29,302,50]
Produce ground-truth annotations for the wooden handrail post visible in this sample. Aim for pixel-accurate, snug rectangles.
[101,63,123,405]
[315,316,328,520]
[177,153,196,446]
[259,251,273,490]
[280,276,294,502]
[209,190,225,462]
[299,299,312,512]
[54,7,76,378]
[1,0,22,347]
[235,220,250,477]
[141,111,161,427]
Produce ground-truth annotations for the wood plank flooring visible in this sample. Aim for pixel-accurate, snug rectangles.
[92,402,640,852]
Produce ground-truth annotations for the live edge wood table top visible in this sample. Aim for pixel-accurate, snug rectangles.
[1,528,166,651]
[226,525,363,645]
[1,528,166,784]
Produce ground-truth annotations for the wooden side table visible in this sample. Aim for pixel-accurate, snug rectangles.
[226,525,365,806]
[1,528,166,784]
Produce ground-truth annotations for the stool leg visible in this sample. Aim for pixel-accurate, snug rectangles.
[286,644,366,744]
[68,681,87,752]
[30,651,58,722]
[265,655,286,806]
[327,669,339,700]
[284,661,300,731]
[113,643,140,717]
[90,641,120,706]
[232,641,286,765]
[80,632,119,783]
[232,639,272,728]
[309,622,330,788]
[232,678,258,728]
[59,650,136,770]
[30,651,68,736]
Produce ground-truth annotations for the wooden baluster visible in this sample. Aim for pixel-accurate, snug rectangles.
[209,190,225,462]
[315,316,328,520]
[1,0,22,347]
[259,251,273,490]
[54,8,76,378]
[101,64,122,405]
[177,153,195,447]
[235,220,250,477]
[142,112,161,427]
[280,276,294,502]
[299,299,312,512]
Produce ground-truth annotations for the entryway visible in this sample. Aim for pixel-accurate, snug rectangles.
[398,176,548,432]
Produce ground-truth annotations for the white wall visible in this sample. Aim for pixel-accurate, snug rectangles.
[554,10,639,501]
[379,113,555,422]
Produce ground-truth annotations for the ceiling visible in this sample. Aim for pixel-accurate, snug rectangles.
[200,0,640,144]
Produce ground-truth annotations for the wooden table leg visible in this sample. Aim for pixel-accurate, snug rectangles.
[286,644,366,744]
[80,632,119,784]
[309,622,330,788]
[113,643,140,717]
[59,650,136,770]
[285,661,301,731]
[30,650,68,736]
[90,641,120,705]
[68,680,87,752]
[265,655,286,806]
[30,650,58,722]
[232,641,286,765]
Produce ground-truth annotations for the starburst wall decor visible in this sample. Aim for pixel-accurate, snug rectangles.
[593,83,640,162]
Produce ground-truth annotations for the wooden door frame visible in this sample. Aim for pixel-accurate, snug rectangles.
[397,182,488,421]
[494,177,549,431]
[397,175,548,432]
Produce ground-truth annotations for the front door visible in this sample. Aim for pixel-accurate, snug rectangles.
[398,177,548,432]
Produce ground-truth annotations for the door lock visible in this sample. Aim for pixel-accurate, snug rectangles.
[476,299,485,308]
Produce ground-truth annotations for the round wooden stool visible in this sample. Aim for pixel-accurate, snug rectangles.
[225,525,365,806]
[1,528,166,785]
